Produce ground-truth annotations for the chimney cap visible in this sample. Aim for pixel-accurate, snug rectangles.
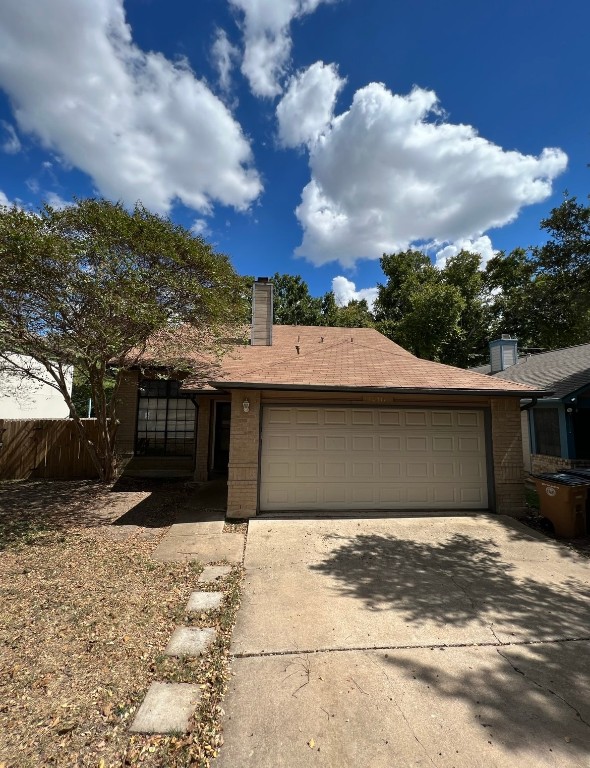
[256,276,270,283]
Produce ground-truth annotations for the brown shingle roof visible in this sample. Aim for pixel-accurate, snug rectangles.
[178,325,544,395]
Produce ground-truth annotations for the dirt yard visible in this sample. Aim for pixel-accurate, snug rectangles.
[0,479,243,768]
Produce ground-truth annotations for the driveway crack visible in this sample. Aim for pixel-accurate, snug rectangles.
[496,649,590,729]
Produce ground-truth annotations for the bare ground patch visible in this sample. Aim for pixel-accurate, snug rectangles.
[0,480,244,767]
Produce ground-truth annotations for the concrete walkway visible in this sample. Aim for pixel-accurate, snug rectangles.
[217,515,590,767]
[152,479,244,564]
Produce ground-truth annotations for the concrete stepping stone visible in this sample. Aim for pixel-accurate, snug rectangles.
[198,565,232,583]
[152,534,244,564]
[165,626,216,656]
[186,591,224,612]
[130,682,201,733]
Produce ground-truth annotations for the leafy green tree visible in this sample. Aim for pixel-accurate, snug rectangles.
[374,250,438,329]
[441,250,490,367]
[329,298,375,328]
[271,273,323,325]
[0,198,247,482]
[484,248,537,347]
[530,194,590,348]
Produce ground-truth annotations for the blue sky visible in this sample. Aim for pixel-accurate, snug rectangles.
[0,0,588,306]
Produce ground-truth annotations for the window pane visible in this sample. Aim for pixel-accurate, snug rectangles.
[534,409,561,457]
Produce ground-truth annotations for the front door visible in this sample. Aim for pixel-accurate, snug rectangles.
[213,402,232,474]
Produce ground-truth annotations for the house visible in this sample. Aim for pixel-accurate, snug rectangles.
[473,337,590,475]
[0,354,73,419]
[115,279,546,518]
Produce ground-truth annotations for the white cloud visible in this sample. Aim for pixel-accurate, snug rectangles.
[1,120,21,153]
[44,192,70,210]
[294,82,567,267]
[229,0,336,97]
[277,61,345,147]
[212,28,239,92]
[434,235,496,270]
[0,190,10,207]
[331,276,378,311]
[0,0,262,216]
[190,218,211,237]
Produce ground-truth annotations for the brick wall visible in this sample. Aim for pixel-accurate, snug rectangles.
[491,397,525,517]
[226,390,260,518]
[194,397,211,482]
[114,370,139,456]
[531,454,590,475]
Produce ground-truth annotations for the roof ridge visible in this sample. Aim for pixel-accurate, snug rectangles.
[509,340,590,363]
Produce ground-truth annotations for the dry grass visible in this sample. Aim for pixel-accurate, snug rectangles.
[0,480,244,768]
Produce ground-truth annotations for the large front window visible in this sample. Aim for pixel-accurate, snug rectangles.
[135,379,196,457]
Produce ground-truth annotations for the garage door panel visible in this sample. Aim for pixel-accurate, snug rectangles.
[295,486,318,504]
[406,486,429,503]
[406,436,428,451]
[266,434,291,450]
[324,486,346,504]
[460,459,485,478]
[432,436,454,451]
[433,461,456,479]
[324,409,347,425]
[325,435,347,451]
[406,462,429,478]
[432,411,453,426]
[267,408,292,424]
[379,462,401,478]
[404,411,428,426]
[294,462,318,478]
[260,407,488,511]
[296,435,319,450]
[458,436,482,452]
[457,412,480,427]
[432,486,457,503]
[379,411,401,426]
[296,409,319,424]
[325,461,346,478]
[461,487,484,503]
[265,461,291,479]
[379,436,401,451]
[352,462,374,479]
[351,435,374,451]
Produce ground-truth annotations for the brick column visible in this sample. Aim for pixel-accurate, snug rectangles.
[194,397,211,482]
[491,397,525,517]
[227,390,260,518]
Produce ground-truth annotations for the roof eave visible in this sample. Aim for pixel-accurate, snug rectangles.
[206,381,552,397]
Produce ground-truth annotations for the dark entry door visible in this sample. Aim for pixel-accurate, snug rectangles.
[574,409,590,460]
[213,402,231,473]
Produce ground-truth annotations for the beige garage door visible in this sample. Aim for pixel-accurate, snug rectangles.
[259,407,488,511]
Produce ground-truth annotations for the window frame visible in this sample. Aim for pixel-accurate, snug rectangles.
[135,379,196,457]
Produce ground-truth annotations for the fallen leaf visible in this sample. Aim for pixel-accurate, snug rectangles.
[308,739,315,749]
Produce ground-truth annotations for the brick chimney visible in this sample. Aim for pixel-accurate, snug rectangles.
[251,277,273,346]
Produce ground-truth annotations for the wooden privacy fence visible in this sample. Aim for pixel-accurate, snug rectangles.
[0,419,100,480]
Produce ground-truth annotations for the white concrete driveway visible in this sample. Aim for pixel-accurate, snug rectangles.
[217,515,590,767]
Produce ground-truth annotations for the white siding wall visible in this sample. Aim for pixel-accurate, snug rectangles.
[0,355,73,419]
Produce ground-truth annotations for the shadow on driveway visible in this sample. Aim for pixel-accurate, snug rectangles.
[310,528,590,755]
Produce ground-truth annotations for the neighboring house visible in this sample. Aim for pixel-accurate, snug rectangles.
[473,338,590,476]
[115,279,546,519]
[0,354,73,419]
